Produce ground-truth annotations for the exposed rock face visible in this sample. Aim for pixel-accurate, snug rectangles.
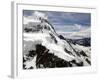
[23,11,91,69]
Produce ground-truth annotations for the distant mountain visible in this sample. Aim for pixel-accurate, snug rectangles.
[23,11,91,69]
[67,38,91,47]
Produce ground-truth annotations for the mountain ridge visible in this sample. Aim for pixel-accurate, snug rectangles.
[23,11,91,69]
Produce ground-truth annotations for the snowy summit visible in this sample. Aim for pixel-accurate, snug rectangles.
[23,11,91,69]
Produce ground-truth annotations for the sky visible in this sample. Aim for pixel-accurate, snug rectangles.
[23,10,91,39]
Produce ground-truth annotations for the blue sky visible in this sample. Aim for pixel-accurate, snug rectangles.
[23,10,91,33]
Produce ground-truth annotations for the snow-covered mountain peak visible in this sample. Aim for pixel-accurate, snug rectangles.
[24,11,48,25]
[24,12,56,34]
[33,11,48,20]
[23,12,91,69]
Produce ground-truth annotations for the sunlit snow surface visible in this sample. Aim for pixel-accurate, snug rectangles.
[23,11,91,69]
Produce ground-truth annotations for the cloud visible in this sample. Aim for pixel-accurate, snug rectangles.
[47,11,91,26]
[58,26,91,39]
[69,27,90,39]
[23,10,91,26]
[54,24,89,32]
[23,10,34,17]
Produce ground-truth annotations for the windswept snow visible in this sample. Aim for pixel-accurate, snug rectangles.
[24,55,37,69]
[34,11,48,20]
[24,32,75,61]
[24,11,48,25]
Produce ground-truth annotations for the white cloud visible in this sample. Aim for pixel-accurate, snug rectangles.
[57,24,91,39]
[55,24,89,32]
[68,27,91,39]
